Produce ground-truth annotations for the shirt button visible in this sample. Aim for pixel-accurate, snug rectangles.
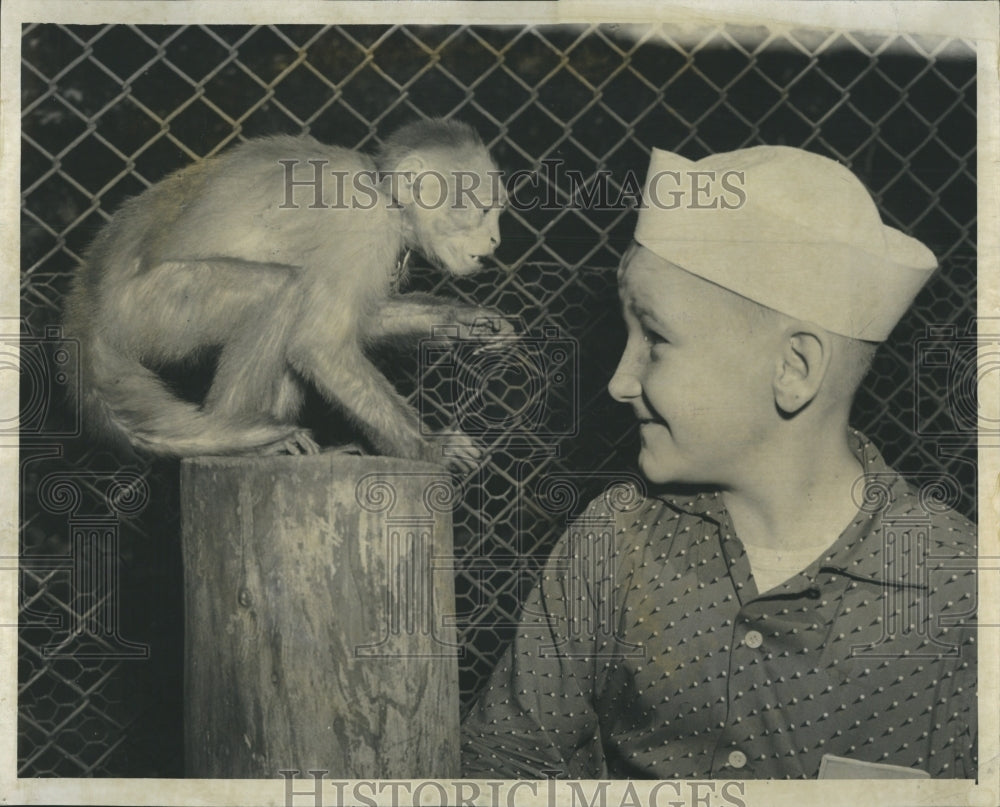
[728,750,748,769]
[744,630,763,649]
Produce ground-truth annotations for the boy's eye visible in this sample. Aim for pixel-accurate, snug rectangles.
[643,327,668,346]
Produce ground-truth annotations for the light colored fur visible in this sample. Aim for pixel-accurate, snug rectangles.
[63,123,502,459]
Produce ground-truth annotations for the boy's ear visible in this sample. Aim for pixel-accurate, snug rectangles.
[772,324,832,415]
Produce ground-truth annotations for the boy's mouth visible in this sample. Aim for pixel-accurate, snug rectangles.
[637,419,663,433]
[636,417,669,433]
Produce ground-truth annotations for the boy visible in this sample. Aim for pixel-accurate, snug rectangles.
[460,146,976,779]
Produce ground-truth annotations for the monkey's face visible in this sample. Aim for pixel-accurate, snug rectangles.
[400,151,505,276]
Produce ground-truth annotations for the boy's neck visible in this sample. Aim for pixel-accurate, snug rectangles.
[721,425,865,553]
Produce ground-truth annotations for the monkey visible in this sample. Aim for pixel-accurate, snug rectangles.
[62,119,512,471]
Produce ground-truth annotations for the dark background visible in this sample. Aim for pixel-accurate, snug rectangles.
[19,22,976,776]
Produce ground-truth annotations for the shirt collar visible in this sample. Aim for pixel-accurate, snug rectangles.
[652,429,926,589]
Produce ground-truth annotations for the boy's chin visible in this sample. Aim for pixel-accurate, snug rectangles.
[638,449,686,486]
[638,446,714,487]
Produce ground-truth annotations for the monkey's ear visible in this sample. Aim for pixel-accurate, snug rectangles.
[393,154,426,206]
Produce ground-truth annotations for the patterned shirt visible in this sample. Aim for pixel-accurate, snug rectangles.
[461,432,977,779]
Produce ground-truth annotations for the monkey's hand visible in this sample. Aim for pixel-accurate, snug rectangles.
[259,429,321,456]
[425,428,485,474]
[450,307,516,342]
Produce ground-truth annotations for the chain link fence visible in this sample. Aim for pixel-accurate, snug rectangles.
[19,21,976,776]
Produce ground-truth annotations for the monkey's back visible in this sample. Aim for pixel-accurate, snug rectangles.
[69,135,407,351]
[88,136,399,277]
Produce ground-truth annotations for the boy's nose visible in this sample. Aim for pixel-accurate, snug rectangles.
[608,356,642,402]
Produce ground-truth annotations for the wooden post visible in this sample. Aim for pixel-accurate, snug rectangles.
[180,454,460,778]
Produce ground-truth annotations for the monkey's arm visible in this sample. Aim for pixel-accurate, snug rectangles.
[288,337,482,472]
[369,293,513,342]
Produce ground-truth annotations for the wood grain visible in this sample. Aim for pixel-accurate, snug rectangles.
[180,453,460,778]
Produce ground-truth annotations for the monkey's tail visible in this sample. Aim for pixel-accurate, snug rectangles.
[76,337,297,457]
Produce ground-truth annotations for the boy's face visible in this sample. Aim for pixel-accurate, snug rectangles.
[610,245,780,486]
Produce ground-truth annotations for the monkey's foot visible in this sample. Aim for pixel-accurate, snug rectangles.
[259,429,321,456]
[427,429,485,475]
[321,442,366,456]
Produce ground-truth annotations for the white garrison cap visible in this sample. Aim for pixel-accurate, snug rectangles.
[633,146,937,341]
